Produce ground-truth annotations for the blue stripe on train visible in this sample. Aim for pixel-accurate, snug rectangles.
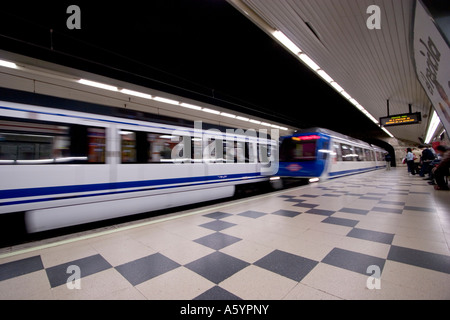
[328,166,383,178]
[0,172,263,203]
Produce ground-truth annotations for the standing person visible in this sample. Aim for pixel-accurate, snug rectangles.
[406,148,415,175]
[420,145,435,177]
[432,145,450,191]
[385,153,392,171]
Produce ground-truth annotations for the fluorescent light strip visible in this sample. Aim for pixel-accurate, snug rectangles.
[202,108,220,115]
[317,70,333,83]
[153,96,179,105]
[425,111,440,143]
[299,53,320,71]
[330,81,344,92]
[272,30,302,55]
[0,59,18,69]
[121,89,153,100]
[78,79,118,91]
[236,116,250,122]
[220,112,236,118]
[180,103,202,110]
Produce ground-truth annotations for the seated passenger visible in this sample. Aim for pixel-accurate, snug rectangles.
[432,145,450,191]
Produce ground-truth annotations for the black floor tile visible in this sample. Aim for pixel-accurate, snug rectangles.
[271,209,301,218]
[305,208,335,216]
[379,201,406,206]
[203,212,233,220]
[254,250,318,282]
[347,228,394,244]
[403,206,436,212]
[194,232,242,250]
[321,248,385,276]
[283,198,306,203]
[185,251,249,284]
[0,256,43,281]
[46,254,112,288]
[338,207,369,215]
[115,253,180,286]
[299,194,319,198]
[322,194,342,197]
[322,216,359,227]
[293,202,319,209]
[371,207,403,214]
[194,286,242,300]
[360,196,383,200]
[200,220,236,231]
[237,210,267,219]
[387,246,450,274]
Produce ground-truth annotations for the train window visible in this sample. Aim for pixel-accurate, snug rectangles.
[248,142,258,163]
[0,119,105,164]
[85,127,106,163]
[203,137,223,162]
[148,133,183,163]
[340,144,357,161]
[280,138,316,162]
[354,147,365,161]
[320,141,330,160]
[365,149,374,161]
[259,141,273,164]
[121,131,137,163]
[333,143,342,161]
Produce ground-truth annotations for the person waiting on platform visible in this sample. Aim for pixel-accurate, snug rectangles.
[406,148,416,175]
[384,153,392,170]
[412,147,422,174]
[420,144,435,177]
[431,145,450,191]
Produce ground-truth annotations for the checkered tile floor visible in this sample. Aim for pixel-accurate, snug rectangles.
[0,168,449,300]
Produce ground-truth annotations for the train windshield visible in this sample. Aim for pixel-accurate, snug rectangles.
[280,136,318,162]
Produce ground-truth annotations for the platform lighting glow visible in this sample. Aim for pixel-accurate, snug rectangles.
[153,96,180,105]
[341,91,352,100]
[236,116,250,122]
[202,108,221,115]
[221,112,237,118]
[120,89,153,100]
[180,103,202,111]
[317,70,333,83]
[425,111,440,144]
[298,53,320,71]
[273,30,302,55]
[249,119,262,125]
[78,79,118,91]
[330,81,344,93]
[0,59,18,69]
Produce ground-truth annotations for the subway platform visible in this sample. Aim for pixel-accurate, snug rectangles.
[0,167,449,300]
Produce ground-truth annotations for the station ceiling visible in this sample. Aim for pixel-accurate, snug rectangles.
[228,0,434,143]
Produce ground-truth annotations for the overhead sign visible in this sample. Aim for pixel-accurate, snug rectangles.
[413,0,450,136]
[380,112,422,127]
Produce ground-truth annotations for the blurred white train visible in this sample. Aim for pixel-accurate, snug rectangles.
[0,95,277,233]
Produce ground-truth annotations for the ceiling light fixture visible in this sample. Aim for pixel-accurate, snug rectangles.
[0,59,18,69]
[273,30,302,55]
[78,79,118,92]
[425,111,440,143]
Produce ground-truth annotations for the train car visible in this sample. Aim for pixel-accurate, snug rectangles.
[276,127,387,182]
[0,96,277,233]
